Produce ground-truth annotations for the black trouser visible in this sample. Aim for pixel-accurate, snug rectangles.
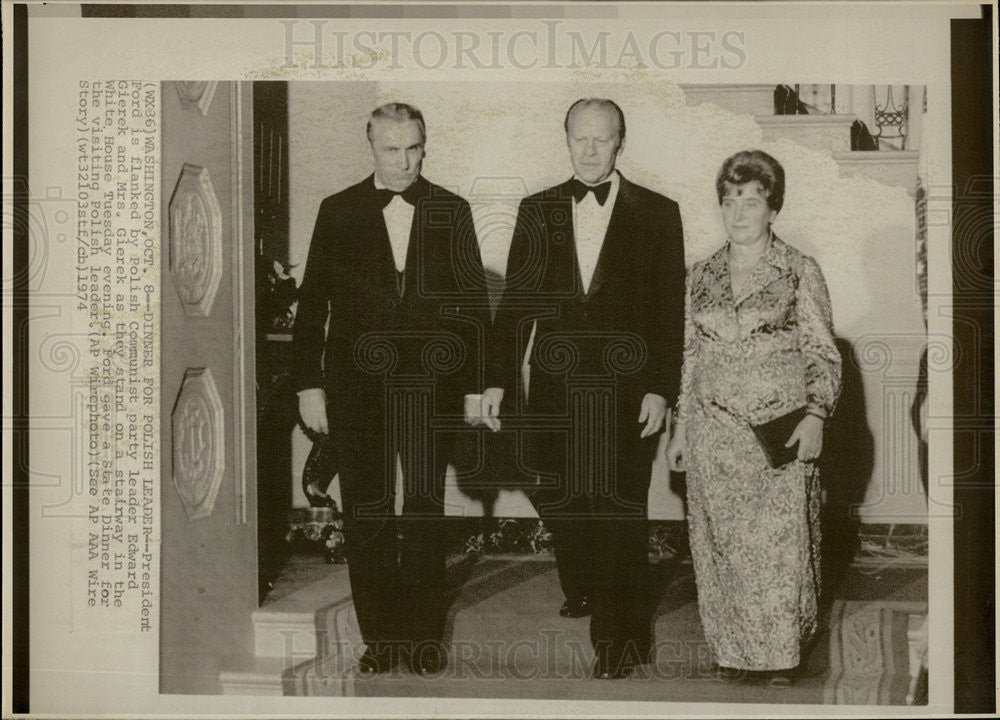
[336,425,449,658]
[527,408,657,666]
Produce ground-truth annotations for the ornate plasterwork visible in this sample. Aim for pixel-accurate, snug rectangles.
[174,81,218,116]
[172,367,225,520]
[169,164,223,317]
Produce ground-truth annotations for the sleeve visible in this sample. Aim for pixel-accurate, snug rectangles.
[484,198,536,394]
[675,267,699,425]
[797,256,842,416]
[291,199,337,393]
[643,198,686,405]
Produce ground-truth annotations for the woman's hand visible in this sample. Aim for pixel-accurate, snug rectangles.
[666,422,687,472]
[785,413,825,461]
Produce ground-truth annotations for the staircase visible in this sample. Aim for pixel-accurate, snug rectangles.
[219,554,926,704]
[679,84,919,192]
[219,563,360,696]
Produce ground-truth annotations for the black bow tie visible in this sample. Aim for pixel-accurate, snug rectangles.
[375,182,421,209]
[569,178,612,206]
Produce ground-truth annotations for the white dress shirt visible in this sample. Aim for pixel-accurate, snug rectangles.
[572,170,620,294]
[298,178,415,400]
[518,172,621,392]
[374,176,416,272]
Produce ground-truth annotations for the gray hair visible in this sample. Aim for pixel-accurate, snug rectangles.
[564,98,626,144]
[366,103,426,144]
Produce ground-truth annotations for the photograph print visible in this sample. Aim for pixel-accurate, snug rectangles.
[157,78,932,706]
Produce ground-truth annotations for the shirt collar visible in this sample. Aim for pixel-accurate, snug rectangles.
[373,174,420,192]
[572,169,620,191]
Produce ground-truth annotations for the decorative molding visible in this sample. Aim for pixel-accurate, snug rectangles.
[756,113,857,154]
[174,81,218,116]
[832,150,921,166]
[231,82,251,524]
[168,163,223,317]
[754,113,859,128]
[833,151,919,190]
[172,367,225,520]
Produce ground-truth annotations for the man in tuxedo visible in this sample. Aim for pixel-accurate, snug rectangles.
[294,103,488,676]
[481,98,685,678]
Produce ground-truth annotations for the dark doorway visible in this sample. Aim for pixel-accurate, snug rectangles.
[253,82,294,602]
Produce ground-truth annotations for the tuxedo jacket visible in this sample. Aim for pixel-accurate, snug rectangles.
[487,175,685,432]
[293,175,488,431]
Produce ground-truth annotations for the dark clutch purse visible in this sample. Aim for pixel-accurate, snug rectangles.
[751,407,807,468]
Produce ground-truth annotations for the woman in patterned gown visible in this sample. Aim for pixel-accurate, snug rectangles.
[666,150,841,683]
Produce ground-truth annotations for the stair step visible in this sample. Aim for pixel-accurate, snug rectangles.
[680,84,776,115]
[253,564,355,660]
[219,564,360,695]
[755,114,857,154]
[230,555,479,695]
[219,657,294,696]
[834,150,919,190]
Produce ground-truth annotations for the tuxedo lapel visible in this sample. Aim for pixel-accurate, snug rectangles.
[359,178,400,300]
[401,176,431,298]
[544,181,581,296]
[585,177,632,299]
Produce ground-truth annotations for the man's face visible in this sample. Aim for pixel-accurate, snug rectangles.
[370,118,425,191]
[565,105,624,184]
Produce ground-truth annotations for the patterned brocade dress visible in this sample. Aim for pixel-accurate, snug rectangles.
[677,236,841,671]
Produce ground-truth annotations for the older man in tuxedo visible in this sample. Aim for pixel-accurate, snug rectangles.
[481,98,686,678]
[294,103,488,676]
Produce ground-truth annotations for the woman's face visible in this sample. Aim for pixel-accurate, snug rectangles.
[721,180,777,247]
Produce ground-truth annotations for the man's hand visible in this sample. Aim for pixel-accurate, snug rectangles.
[478,387,504,432]
[638,393,668,439]
[298,388,329,435]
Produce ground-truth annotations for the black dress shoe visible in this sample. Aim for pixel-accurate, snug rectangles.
[559,597,591,618]
[761,667,798,687]
[767,671,794,687]
[357,649,395,676]
[409,643,448,676]
[711,664,745,682]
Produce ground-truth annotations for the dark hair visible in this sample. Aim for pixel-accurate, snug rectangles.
[367,103,426,144]
[564,98,626,144]
[715,150,785,213]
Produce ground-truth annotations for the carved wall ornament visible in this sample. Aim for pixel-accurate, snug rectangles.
[169,164,223,317]
[172,367,225,520]
[174,81,218,116]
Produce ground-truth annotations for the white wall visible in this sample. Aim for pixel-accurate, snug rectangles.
[288,81,927,523]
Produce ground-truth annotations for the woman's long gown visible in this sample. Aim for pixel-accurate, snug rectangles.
[677,236,841,671]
